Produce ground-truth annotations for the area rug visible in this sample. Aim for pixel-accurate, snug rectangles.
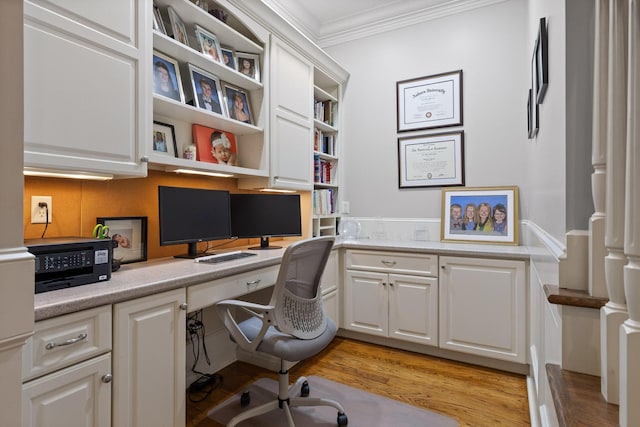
[208,375,458,426]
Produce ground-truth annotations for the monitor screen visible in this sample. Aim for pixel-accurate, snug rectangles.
[230,193,302,249]
[158,186,231,258]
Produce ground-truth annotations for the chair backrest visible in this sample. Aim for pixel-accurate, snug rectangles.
[270,236,335,339]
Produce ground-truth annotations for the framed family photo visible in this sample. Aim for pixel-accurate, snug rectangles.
[220,46,236,69]
[397,69,463,132]
[195,24,222,63]
[236,52,260,81]
[188,64,225,116]
[192,124,238,166]
[96,216,148,264]
[441,186,519,245]
[535,17,548,104]
[167,6,189,47]
[153,51,184,102]
[398,131,464,188]
[223,83,253,125]
[153,3,167,35]
[152,121,178,157]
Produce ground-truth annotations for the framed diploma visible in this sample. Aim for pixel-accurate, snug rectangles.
[397,131,464,188]
[397,70,463,132]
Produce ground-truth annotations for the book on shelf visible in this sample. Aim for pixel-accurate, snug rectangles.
[314,99,337,126]
[314,154,333,184]
[313,188,336,216]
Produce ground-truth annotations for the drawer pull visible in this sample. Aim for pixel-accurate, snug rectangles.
[101,373,113,383]
[45,333,88,350]
[246,279,261,286]
[179,303,188,311]
[381,260,397,267]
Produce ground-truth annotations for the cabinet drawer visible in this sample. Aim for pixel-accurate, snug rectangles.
[188,266,279,311]
[23,305,112,382]
[346,250,438,277]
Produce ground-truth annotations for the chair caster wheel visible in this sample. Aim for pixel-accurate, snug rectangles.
[301,380,310,397]
[240,391,250,406]
[337,412,348,425]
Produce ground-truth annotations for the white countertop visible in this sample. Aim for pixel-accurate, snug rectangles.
[34,239,532,321]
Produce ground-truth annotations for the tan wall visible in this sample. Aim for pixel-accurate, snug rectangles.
[24,170,311,259]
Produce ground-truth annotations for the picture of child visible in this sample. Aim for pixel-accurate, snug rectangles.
[210,131,237,165]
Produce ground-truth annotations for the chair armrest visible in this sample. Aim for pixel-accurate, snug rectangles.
[216,299,275,352]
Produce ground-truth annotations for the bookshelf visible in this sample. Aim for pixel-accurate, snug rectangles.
[313,74,341,236]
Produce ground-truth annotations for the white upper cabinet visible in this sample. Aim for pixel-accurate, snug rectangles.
[23,0,151,178]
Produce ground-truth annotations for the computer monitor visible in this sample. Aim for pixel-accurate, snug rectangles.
[230,193,302,250]
[158,186,231,258]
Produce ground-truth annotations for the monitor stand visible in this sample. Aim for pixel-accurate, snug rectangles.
[174,242,205,259]
[248,236,281,250]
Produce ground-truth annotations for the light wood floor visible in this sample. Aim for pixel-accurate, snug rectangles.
[186,337,530,427]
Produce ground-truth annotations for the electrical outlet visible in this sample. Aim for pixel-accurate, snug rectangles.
[31,196,52,224]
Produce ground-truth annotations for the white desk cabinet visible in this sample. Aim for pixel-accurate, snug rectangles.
[23,0,149,177]
[113,288,186,427]
[22,305,112,427]
[344,250,438,346]
[439,256,527,363]
[320,250,340,324]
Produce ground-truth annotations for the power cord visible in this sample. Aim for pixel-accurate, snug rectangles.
[203,236,239,254]
[40,203,49,238]
[186,310,223,402]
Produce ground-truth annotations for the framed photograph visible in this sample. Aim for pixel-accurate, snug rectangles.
[397,69,463,132]
[220,46,236,70]
[167,6,189,47]
[527,89,533,139]
[188,63,225,116]
[192,124,238,165]
[398,131,464,188]
[440,186,519,245]
[153,4,167,35]
[152,121,178,157]
[236,52,260,81]
[153,50,184,102]
[222,82,253,125]
[535,17,548,104]
[195,25,222,63]
[530,46,539,138]
[96,217,148,264]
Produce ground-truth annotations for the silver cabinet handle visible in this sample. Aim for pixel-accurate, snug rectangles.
[101,374,113,383]
[246,279,261,286]
[179,303,188,311]
[45,333,88,350]
[381,260,396,266]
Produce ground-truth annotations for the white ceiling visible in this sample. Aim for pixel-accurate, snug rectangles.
[261,0,508,47]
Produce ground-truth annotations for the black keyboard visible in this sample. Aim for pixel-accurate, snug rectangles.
[196,252,257,264]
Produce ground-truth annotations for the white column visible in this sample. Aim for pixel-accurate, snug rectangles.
[620,1,640,425]
[601,0,629,404]
[591,0,609,299]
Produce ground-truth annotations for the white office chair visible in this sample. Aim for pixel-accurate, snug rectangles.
[216,236,348,427]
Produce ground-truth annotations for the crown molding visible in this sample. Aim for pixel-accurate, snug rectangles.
[317,0,510,48]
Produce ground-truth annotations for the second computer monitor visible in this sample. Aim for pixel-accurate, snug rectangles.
[230,193,302,249]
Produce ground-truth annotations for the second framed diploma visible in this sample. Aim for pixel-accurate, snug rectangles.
[397,131,464,188]
[397,70,463,132]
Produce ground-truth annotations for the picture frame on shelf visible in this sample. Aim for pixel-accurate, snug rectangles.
[220,46,237,70]
[530,46,539,137]
[194,24,223,63]
[535,17,548,104]
[440,186,519,245]
[188,64,225,116]
[397,69,463,132]
[96,216,148,264]
[192,124,238,166]
[236,52,261,81]
[152,121,178,157]
[222,82,253,125]
[153,3,167,35]
[153,51,184,102]
[398,131,464,188]
[167,6,190,47]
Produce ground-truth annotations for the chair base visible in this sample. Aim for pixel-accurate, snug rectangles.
[227,374,348,427]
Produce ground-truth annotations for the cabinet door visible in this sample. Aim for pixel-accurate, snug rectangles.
[322,288,339,326]
[269,35,314,190]
[23,0,149,177]
[389,274,438,346]
[439,257,526,363]
[113,289,186,427]
[344,270,388,337]
[22,353,111,427]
